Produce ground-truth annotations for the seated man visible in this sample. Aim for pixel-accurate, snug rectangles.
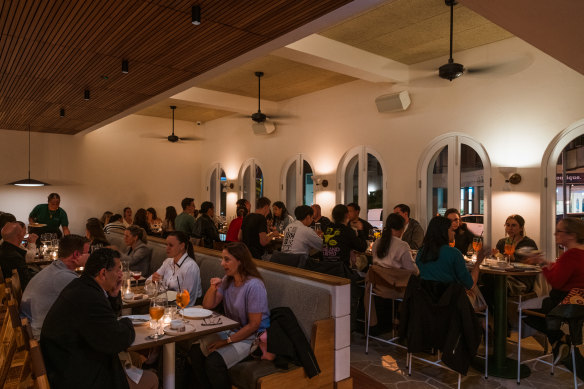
[193,201,221,249]
[394,203,424,250]
[309,204,331,232]
[175,197,197,236]
[239,197,277,259]
[322,204,368,270]
[41,248,136,388]
[21,234,90,338]
[0,221,31,288]
[347,203,373,237]
[281,205,323,256]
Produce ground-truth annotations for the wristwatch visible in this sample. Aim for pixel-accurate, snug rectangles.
[227,336,232,344]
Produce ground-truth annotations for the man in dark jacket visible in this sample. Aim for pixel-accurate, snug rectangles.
[41,248,135,389]
[193,201,221,249]
[0,221,31,288]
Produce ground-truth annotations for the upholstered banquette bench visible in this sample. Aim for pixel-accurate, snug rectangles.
[106,232,353,389]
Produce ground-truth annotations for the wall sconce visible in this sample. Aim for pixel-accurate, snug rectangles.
[312,176,330,190]
[221,181,236,192]
[499,167,522,191]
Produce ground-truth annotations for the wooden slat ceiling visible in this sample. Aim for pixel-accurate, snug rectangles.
[0,0,352,134]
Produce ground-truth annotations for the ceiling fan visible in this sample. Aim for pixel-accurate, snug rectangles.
[438,0,533,82]
[144,106,201,142]
[239,71,294,134]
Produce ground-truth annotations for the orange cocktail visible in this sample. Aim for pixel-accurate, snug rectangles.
[176,289,190,322]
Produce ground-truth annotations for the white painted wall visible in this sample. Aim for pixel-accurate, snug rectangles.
[1,37,584,252]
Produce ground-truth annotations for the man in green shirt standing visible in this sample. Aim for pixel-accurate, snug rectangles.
[29,193,70,238]
[175,197,197,236]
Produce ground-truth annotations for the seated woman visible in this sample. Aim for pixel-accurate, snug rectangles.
[416,216,483,289]
[86,218,110,253]
[162,206,177,233]
[133,208,151,235]
[493,214,537,262]
[189,242,270,389]
[226,205,248,242]
[149,231,201,306]
[444,208,476,255]
[271,201,294,233]
[372,213,419,274]
[120,225,152,276]
[524,217,584,364]
[146,207,163,235]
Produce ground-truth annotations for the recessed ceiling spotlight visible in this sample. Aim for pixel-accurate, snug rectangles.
[84,90,90,100]
[192,5,201,25]
[122,59,129,74]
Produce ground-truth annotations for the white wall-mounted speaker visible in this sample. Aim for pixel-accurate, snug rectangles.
[375,90,411,112]
[252,121,276,135]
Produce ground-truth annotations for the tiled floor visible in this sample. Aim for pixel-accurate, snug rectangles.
[351,331,581,388]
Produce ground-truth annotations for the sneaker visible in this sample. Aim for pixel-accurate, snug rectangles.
[553,342,570,365]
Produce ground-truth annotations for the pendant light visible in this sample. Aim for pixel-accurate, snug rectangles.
[8,125,49,187]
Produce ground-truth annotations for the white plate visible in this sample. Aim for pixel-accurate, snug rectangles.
[487,264,513,270]
[122,315,151,326]
[183,307,213,319]
[163,322,196,335]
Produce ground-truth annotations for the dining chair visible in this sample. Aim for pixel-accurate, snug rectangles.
[8,269,22,305]
[0,295,18,387]
[363,265,412,354]
[29,339,50,389]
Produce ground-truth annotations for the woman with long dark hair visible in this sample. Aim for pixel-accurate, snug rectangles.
[162,206,177,233]
[149,231,201,306]
[373,213,418,273]
[493,214,537,262]
[190,242,269,389]
[444,208,475,254]
[146,207,163,234]
[416,216,483,289]
[133,208,150,234]
[86,218,110,253]
[271,201,293,233]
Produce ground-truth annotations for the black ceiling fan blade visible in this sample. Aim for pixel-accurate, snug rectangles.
[466,54,534,77]
[178,136,203,141]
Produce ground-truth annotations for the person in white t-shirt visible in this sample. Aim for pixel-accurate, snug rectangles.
[372,213,419,274]
[281,205,323,256]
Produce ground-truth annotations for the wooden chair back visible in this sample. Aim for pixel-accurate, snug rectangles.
[29,339,50,389]
[0,296,18,386]
[10,269,22,304]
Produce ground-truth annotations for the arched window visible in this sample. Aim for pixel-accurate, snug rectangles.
[418,134,491,245]
[208,164,227,216]
[542,119,584,257]
[281,155,314,209]
[239,159,264,210]
[338,146,385,228]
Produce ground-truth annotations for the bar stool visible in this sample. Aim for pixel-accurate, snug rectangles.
[363,265,413,354]
[546,303,584,388]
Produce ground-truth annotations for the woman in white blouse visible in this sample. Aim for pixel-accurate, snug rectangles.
[149,231,202,306]
[372,213,419,274]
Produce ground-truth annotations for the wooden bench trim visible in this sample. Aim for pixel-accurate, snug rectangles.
[139,235,351,286]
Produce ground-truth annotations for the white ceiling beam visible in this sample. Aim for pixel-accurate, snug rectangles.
[171,88,278,115]
[273,34,409,83]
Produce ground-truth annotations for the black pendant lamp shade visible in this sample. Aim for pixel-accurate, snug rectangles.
[8,126,49,187]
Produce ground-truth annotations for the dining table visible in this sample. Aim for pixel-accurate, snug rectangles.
[127,311,239,389]
[474,262,542,379]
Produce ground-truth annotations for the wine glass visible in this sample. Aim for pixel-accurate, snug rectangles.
[175,288,191,323]
[504,238,514,264]
[130,270,142,287]
[472,237,483,259]
[144,280,157,297]
[148,294,167,339]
